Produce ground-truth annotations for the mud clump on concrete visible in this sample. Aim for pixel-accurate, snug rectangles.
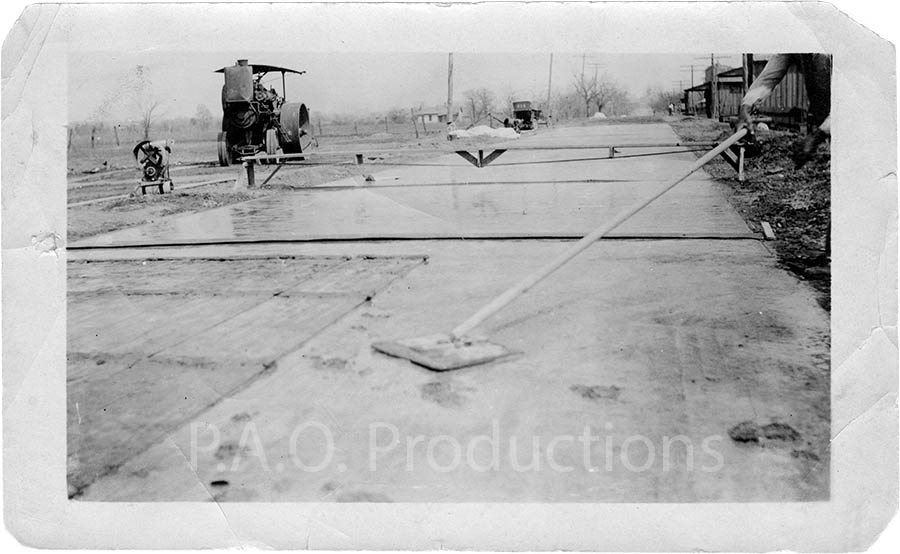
[570,384,621,401]
[791,449,821,462]
[728,421,762,443]
[420,381,471,408]
[728,421,802,444]
[214,442,243,460]
[762,422,801,442]
[208,481,259,502]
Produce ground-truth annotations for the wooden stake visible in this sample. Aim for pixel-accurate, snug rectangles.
[244,162,255,187]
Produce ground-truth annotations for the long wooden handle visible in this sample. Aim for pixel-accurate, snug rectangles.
[450,128,747,338]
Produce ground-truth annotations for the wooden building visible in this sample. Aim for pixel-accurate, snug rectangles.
[684,57,809,128]
[415,107,448,125]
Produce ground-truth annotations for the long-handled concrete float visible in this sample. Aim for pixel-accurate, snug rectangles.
[373,129,748,371]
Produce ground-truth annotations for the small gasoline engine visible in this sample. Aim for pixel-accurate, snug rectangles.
[133,139,174,195]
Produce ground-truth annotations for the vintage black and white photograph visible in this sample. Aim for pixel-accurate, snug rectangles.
[64,47,835,503]
[2,1,897,550]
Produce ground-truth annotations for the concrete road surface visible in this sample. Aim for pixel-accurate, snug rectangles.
[72,124,755,246]
[68,123,829,502]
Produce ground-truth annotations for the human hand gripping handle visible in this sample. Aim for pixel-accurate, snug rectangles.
[736,104,755,138]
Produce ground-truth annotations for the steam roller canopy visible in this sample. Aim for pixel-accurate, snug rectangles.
[281,102,311,154]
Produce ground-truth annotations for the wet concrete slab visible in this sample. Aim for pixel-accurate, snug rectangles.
[72,124,754,247]
[68,123,828,502]
[74,240,829,502]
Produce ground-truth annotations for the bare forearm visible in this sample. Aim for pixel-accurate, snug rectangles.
[742,54,793,108]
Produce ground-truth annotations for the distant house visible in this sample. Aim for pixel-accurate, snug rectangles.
[684,57,810,127]
[415,107,447,125]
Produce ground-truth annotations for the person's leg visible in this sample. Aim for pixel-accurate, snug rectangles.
[792,114,830,168]
[792,55,832,168]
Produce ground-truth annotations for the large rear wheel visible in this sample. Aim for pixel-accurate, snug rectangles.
[217,131,232,166]
[280,103,312,158]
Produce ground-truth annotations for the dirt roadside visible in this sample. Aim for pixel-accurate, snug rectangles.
[668,117,831,311]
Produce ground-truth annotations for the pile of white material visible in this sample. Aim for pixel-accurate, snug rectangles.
[591,112,607,119]
[449,125,519,139]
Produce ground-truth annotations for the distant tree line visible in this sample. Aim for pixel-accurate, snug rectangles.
[72,64,657,149]
[645,86,684,114]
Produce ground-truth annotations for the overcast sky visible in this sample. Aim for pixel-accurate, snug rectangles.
[68,51,736,123]
[56,3,779,124]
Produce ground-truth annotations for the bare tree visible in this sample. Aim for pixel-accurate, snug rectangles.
[645,86,682,114]
[595,79,630,116]
[387,107,409,124]
[552,90,583,121]
[138,98,163,139]
[463,87,496,124]
[571,72,630,117]
[503,89,518,116]
[133,65,164,140]
[192,104,214,130]
[572,71,599,117]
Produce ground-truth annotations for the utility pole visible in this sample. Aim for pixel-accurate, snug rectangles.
[690,64,694,101]
[679,64,697,114]
[546,53,553,119]
[742,53,755,93]
[710,53,719,120]
[446,53,454,123]
[689,64,694,114]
